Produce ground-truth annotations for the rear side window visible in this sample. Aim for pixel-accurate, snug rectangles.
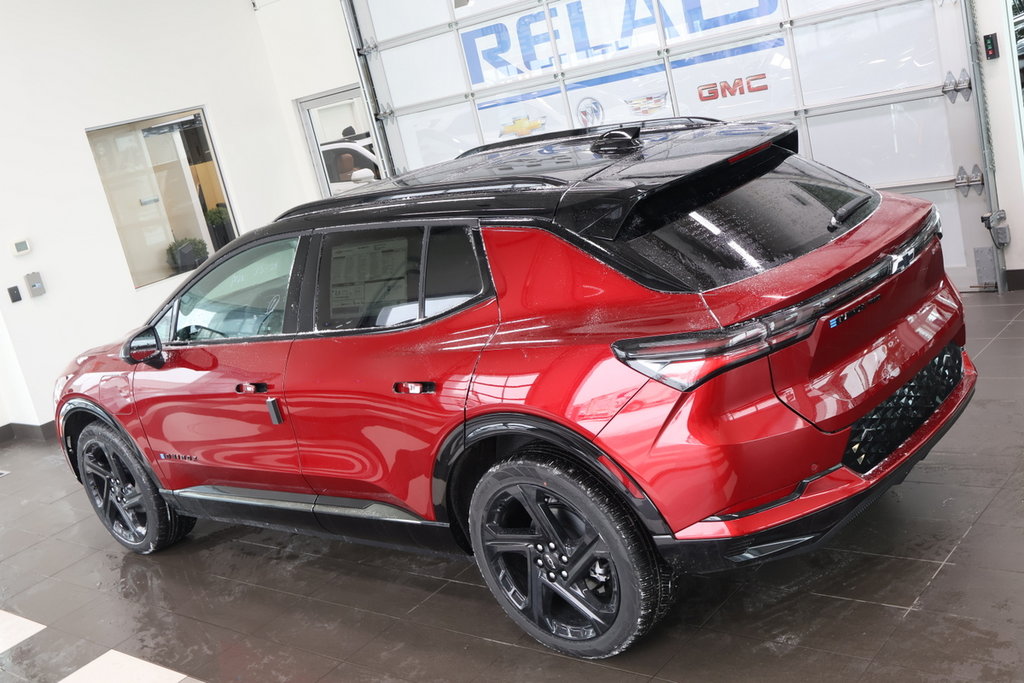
[608,155,878,292]
[317,226,483,330]
[319,228,423,330]
[424,226,484,317]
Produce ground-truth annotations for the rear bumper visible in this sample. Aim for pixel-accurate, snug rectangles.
[653,349,976,574]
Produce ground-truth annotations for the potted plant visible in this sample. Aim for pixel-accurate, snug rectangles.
[205,207,232,248]
[166,237,209,274]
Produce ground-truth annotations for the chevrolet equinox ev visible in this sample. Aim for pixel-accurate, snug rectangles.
[55,118,976,658]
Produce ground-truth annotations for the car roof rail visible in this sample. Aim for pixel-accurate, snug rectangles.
[456,116,724,158]
[275,176,566,221]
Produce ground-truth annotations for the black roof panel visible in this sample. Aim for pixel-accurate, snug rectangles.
[275,119,798,237]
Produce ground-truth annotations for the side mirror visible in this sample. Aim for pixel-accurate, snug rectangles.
[120,326,165,368]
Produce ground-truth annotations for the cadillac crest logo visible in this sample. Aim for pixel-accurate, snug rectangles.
[576,97,604,127]
[625,92,667,116]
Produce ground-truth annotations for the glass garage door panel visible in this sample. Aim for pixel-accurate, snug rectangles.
[460,7,561,89]
[906,189,967,269]
[795,2,941,107]
[476,86,568,144]
[788,0,864,18]
[670,35,795,120]
[552,0,662,71]
[806,99,954,187]
[395,103,481,170]
[380,35,468,109]
[454,0,523,21]
[664,0,783,48]
[367,0,449,42]
[565,63,670,127]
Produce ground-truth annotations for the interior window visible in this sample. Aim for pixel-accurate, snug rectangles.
[174,238,299,341]
[424,226,483,317]
[318,228,423,330]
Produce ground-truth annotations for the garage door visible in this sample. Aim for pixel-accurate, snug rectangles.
[344,0,995,291]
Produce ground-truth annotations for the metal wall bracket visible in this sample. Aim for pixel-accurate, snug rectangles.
[955,164,985,196]
[942,69,972,103]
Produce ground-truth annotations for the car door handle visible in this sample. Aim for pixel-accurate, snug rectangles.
[393,381,436,395]
[266,398,284,425]
[236,382,269,394]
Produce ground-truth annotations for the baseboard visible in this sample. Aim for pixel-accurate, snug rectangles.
[0,422,57,443]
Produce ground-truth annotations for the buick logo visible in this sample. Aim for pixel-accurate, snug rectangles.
[577,97,604,127]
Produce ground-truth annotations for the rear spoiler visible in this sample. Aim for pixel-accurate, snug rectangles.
[456,117,724,158]
[557,124,799,242]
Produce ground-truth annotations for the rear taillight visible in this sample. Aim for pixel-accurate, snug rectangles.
[612,207,942,392]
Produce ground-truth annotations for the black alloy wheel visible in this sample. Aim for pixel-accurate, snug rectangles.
[469,451,668,658]
[77,422,195,554]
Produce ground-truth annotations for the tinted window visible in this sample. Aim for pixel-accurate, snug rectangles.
[318,228,423,330]
[424,227,483,317]
[153,306,173,343]
[608,155,877,292]
[174,238,299,341]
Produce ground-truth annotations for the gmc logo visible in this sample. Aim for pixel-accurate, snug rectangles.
[697,73,768,102]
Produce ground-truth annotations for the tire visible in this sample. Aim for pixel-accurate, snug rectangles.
[468,448,671,658]
[77,422,195,554]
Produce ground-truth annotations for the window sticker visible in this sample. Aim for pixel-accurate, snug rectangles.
[329,238,409,321]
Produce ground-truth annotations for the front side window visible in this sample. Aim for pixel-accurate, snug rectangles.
[173,238,299,342]
[317,226,484,331]
[87,109,237,288]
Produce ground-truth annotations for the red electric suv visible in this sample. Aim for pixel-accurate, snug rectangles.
[55,118,976,658]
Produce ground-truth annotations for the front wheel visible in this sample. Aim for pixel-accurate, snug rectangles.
[77,422,195,554]
[468,452,669,658]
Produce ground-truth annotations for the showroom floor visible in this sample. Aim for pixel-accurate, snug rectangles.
[1,291,1023,683]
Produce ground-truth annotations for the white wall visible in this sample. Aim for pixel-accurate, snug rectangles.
[252,0,363,198]
[0,314,33,426]
[0,0,357,427]
[975,0,1024,276]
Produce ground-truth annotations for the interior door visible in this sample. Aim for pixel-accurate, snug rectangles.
[132,236,312,494]
[285,224,498,520]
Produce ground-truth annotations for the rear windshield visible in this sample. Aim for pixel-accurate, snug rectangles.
[605,154,878,292]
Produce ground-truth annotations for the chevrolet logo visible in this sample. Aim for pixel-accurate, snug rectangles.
[889,246,917,276]
[501,116,545,138]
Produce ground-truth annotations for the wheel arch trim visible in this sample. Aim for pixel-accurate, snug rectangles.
[58,398,161,486]
[432,412,671,536]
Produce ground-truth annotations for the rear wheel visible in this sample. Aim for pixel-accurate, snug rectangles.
[77,422,195,554]
[469,451,670,658]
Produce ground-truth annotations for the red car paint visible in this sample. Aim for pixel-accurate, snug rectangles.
[55,120,975,579]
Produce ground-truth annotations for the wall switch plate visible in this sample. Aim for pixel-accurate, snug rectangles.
[24,272,45,297]
[984,33,999,60]
[12,240,30,256]
[7,286,21,303]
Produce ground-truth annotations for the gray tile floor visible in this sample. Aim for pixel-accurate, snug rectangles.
[1,290,1023,682]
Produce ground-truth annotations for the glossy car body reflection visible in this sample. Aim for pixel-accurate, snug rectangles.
[55,117,975,656]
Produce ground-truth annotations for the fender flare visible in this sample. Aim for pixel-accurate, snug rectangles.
[58,398,163,487]
[432,412,671,536]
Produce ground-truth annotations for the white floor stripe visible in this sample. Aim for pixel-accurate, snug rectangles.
[0,609,45,653]
[58,650,188,683]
